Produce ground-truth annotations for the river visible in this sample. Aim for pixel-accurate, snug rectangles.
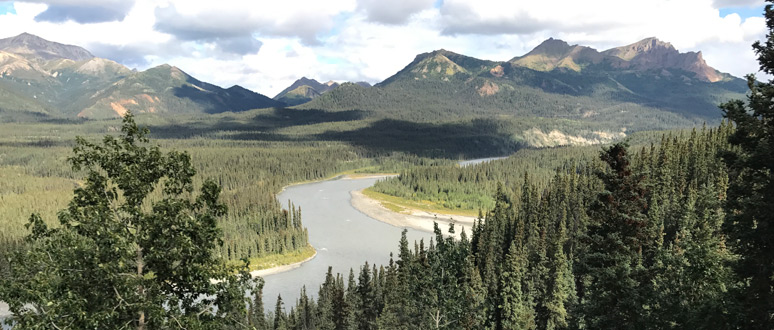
[261,176,432,311]
[458,156,508,167]
[261,156,504,310]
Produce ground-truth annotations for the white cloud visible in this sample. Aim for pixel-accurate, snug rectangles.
[18,0,136,23]
[356,0,435,25]
[153,0,356,45]
[713,0,763,8]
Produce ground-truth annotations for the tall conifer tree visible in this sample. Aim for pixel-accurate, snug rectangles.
[583,143,651,329]
[720,1,774,328]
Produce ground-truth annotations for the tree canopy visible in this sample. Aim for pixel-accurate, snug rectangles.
[720,2,774,328]
[0,113,256,329]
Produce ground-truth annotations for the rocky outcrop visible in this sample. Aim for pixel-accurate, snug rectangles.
[603,38,722,82]
[511,37,724,82]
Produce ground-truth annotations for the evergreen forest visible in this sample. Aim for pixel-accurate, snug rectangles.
[1,2,774,330]
[253,123,750,330]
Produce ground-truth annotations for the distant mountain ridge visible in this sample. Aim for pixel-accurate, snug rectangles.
[274,77,371,106]
[0,33,94,61]
[0,33,282,120]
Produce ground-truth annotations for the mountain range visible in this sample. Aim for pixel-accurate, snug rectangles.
[0,33,283,120]
[0,33,748,131]
[299,37,747,131]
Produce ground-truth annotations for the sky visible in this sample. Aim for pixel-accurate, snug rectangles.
[0,0,768,97]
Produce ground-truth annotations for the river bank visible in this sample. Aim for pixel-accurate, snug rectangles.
[250,248,318,277]
[350,188,478,239]
[347,155,510,238]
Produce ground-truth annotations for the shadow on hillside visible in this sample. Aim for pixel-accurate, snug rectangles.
[0,110,87,124]
[148,109,519,159]
[148,108,367,139]
[317,118,521,159]
[251,108,367,127]
[174,84,286,114]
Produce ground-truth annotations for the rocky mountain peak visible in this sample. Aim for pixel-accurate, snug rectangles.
[273,76,342,104]
[510,38,602,72]
[527,38,574,56]
[603,37,676,61]
[602,37,721,82]
[0,33,94,61]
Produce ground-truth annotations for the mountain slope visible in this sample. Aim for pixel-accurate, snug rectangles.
[510,37,727,82]
[0,33,93,61]
[379,49,497,86]
[76,64,283,118]
[274,77,374,106]
[0,33,282,119]
[300,38,747,132]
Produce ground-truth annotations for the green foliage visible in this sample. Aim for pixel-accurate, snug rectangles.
[370,129,669,213]
[500,242,535,330]
[583,143,652,329]
[0,108,467,270]
[719,2,774,328]
[0,113,256,328]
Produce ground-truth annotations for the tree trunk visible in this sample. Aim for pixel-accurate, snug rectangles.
[137,245,146,330]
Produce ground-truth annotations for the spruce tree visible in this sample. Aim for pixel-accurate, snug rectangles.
[343,269,361,330]
[274,295,288,330]
[460,255,486,330]
[500,241,535,330]
[316,267,337,330]
[357,262,376,330]
[250,278,268,329]
[720,2,774,328]
[544,218,574,330]
[377,256,407,330]
[583,143,651,329]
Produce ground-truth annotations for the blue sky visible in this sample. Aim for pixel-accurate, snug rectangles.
[0,0,768,95]
[0,2,15,15]
[720,5,765,20]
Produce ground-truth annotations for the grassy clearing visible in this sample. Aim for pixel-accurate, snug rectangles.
[281,166,396,189]
[380,201,406,213]
[362,188,480,217]
[242,245,317,272]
